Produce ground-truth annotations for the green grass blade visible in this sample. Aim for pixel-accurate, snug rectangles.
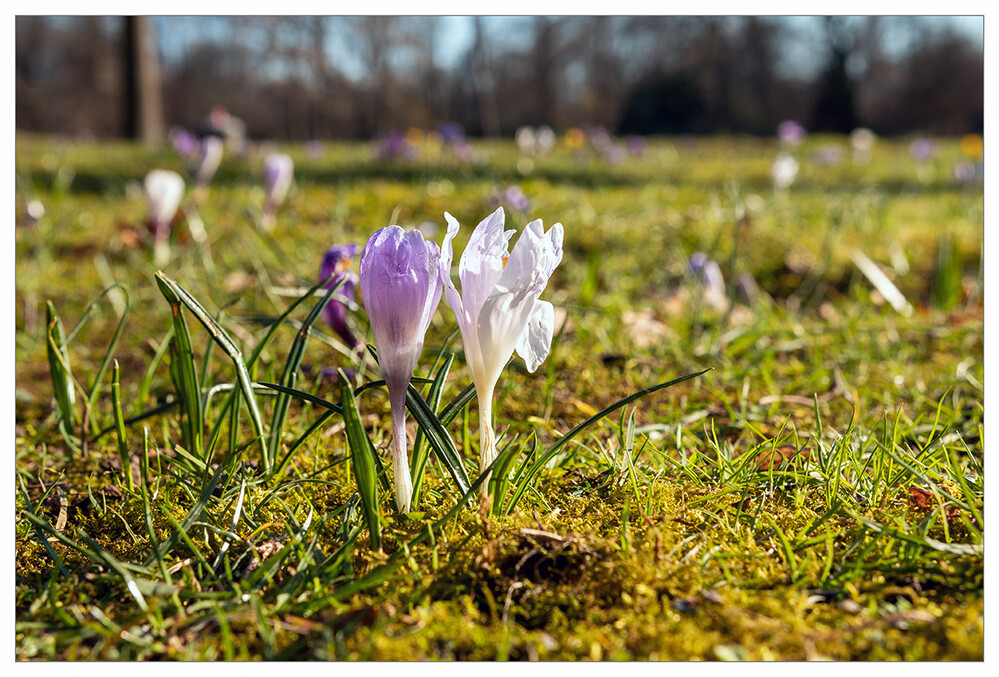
[339,371,381,550]
[246,274,341,373]
[410,354,454,507]
[332,450,504,601]
[506,368,709,512]
[406,383,471,497]
[136,324,174,416]
[45,301,78,431]
[267,278,342,460]
[110,360,133,492]
[273,409,338,475]
[155,272,267,466]
[167,334,203,458]
[490,434,530,516]
[79,284,131,435]
[438,383,477,426]
[258,381,342,414]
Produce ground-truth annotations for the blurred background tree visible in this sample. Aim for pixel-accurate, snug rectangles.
[15,15,984,140]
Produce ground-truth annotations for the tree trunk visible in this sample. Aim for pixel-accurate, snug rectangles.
[123,16,165,143]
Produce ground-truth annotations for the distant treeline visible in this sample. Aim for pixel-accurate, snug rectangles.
[15,16,984,141]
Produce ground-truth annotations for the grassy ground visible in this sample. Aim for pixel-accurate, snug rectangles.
[14,133,984,660]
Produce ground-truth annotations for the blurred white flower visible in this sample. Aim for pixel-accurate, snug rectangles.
[771,152,799,192]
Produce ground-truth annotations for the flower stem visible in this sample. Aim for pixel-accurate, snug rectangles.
[477,387,495,498]
[389,390,412,513]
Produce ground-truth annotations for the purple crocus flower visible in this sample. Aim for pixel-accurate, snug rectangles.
[305,140,325,159]
[359,226,443,512]
[777,120,806,145]
[504,185,531,212]
[170,127,201,160]
[909,137,936,162]
[627,136,647,157]
[319,243,361,351]
[376,131,419,161]
[438,122,465,145]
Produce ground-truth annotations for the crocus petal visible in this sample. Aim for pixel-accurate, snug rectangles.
[494,219,564,298]
[359,226,442,392]
[320,244,360,348]
[458,207,512,322]
[515,300,555,373]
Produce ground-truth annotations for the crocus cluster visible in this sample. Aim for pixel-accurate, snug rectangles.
[515,125,556,155]
[357,207,563,510]
[375,131,420,162]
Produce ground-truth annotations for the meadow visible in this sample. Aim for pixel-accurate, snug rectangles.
[14,131,984,660]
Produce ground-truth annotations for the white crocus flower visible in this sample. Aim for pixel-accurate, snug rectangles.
[439,207,564,478]
[771,152,799,193]
[144,169,186,266]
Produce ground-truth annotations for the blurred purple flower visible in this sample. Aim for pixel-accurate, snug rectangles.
[359,226,442,512]
[264,153,294,206]
[909,137,936,162]
[812,144,844,166]
[305,140,325,159]
[588,126,612,152]
[319,243,361,350]
[170,127,200,160]
[438,122,465,145]
[602,145,626,165]
[627,136,647,157]
[376,130,419,161]
[777,120,806,145]
[504,185,530,212]
[451,138,473,163]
